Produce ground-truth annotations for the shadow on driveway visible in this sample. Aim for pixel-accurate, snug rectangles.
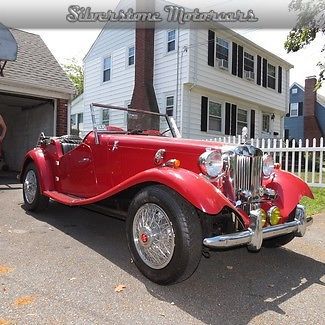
[24,201,325,324]
[0,172,21,190]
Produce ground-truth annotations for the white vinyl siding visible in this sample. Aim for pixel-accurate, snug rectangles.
[153,28,190,129]
[188,29,289,116]
[83,28,135,132]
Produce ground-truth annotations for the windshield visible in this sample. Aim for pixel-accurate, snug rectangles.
[90,103,180,138]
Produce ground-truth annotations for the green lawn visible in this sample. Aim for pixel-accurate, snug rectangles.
[301,187,325,216]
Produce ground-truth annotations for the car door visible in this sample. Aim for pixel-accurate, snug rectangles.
[59,143,98,197]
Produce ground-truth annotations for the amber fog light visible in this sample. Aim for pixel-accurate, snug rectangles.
[268,206,281,225]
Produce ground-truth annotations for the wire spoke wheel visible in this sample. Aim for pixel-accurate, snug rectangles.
[22,163,49,211]
[133,203,175,269]
[23,170,37,204]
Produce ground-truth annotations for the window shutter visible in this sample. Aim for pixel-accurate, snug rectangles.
[201,96,208,131]
[225,102,231,135]
[232,42,238,75]
[257,55,262,85]
[208,30,215,67]
[237,45,243,78]
[231,104,237,135]
[250,110,255,139]
[262,58,267,88]
[278,66,282,93]
[298,102,303,116]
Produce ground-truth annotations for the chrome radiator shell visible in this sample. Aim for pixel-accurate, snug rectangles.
[227,145,264,198]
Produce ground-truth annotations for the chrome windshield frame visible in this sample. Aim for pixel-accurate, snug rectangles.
[89,103,180,138]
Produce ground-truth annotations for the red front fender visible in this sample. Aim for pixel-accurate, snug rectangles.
[130,167,235,215]
[264,169,313,217]
[20,148,54,192]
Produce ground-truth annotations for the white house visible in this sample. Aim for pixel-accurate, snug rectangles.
[74,0,293,140]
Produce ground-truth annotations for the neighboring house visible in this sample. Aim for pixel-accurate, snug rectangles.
[73,0,293,140]
[70,93,84,136]
[0,25,75,171]
[284,77,325,142]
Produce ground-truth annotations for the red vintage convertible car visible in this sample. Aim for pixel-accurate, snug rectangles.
[20,103,313,284]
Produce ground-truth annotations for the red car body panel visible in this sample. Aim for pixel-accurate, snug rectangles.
[264,169,313,217]
[22,148,55,193]
[21,130,312,225]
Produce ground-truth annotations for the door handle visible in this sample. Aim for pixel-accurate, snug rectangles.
[78,157,91,164]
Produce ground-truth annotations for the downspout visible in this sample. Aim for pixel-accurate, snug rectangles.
[67,99,72,135]
[53,99,57,136]
[187,27,198,139]
[179,47,186,136]
[175,25,181,132]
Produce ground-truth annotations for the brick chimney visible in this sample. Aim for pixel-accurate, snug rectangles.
[129,0,159,129]
[304,76,323,141]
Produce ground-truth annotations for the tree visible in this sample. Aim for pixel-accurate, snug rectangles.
[285,0,325,89]
[62,58,84,97]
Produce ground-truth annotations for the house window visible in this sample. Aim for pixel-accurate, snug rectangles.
[216,37,229,62]
[128,46,135,66]
[167,30,176,52]
[267,63,276,89]
[166,96,174,116]
[71,113,83,136]
[103,56,112,82]
[262,114,270,133]
[237,109,248,135]
[290,102,298,117]
[244,52,254,72]
[292,88,298,94]
[208,101,222,132]
[102,108,110,125]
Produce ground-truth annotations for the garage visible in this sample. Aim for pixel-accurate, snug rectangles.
[0,25,74,171]
[0,93,55,171]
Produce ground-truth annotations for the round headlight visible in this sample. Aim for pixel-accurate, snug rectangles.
[263,154,274,177]
[199,150,223,178]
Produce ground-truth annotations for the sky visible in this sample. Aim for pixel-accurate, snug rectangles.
[5,0,323,95]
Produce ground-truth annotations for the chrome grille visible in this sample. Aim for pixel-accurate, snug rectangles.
[230,145,263,198]
[234,156,263,195]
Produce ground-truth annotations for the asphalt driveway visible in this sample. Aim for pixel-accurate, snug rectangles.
[0,175,324,325]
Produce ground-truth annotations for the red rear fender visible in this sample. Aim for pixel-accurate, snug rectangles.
[20,148,54,192]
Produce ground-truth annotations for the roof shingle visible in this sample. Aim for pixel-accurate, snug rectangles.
[1,29,75,95]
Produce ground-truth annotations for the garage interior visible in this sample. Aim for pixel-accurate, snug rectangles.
[0,92,54,171]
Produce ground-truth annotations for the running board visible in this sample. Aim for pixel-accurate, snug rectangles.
[43,190,87,205]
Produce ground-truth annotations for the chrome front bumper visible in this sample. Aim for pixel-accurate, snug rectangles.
[203,205,313,251]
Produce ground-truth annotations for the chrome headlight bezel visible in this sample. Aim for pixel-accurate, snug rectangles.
[263,154,274,177]
[199,150,224,178]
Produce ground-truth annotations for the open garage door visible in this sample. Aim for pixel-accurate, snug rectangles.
[0,92,54,171]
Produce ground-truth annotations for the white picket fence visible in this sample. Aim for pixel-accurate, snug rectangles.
[206,136,325,188]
